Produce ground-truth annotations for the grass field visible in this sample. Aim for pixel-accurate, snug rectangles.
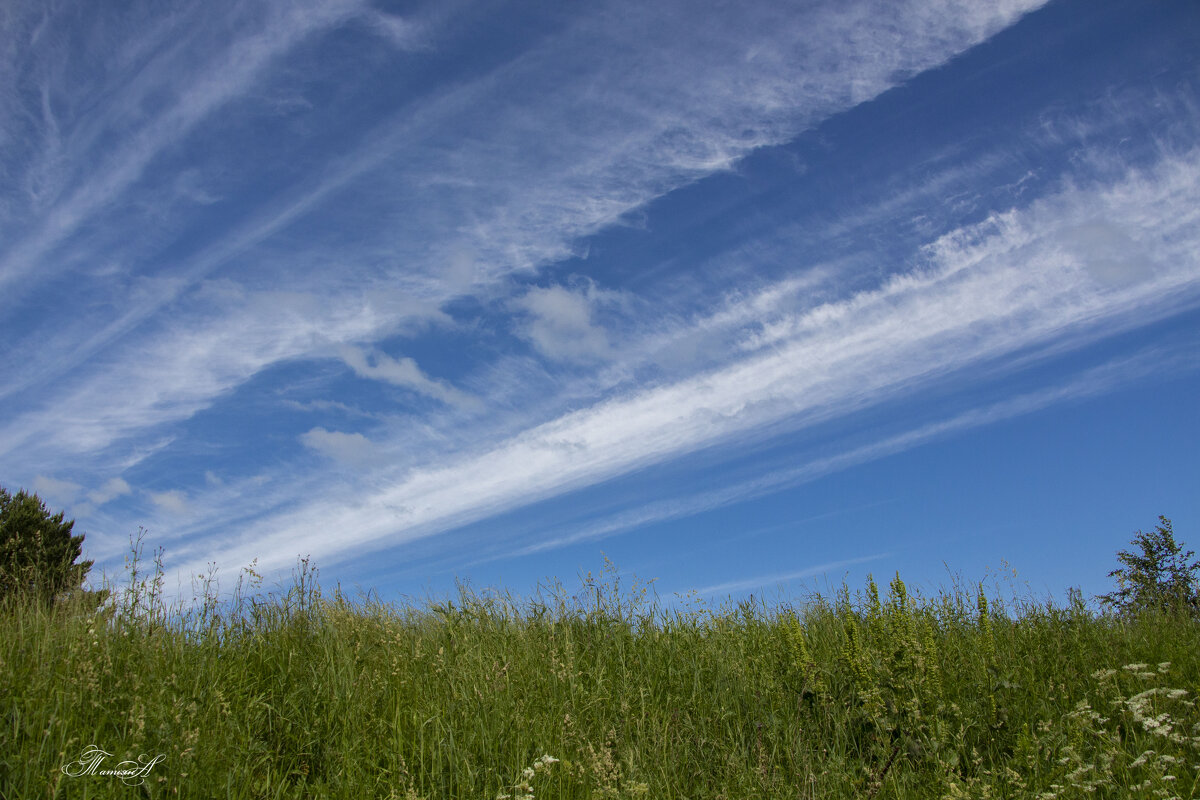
[2,544,1199,799]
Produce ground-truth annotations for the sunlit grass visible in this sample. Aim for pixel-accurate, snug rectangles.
[2,541,1198,799]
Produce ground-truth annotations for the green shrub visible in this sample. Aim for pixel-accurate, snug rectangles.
[0,485,99,608]
[1099,516,1199,617]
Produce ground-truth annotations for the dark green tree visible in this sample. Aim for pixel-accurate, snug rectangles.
[1098,516,1199,616]
[0,486,96,606]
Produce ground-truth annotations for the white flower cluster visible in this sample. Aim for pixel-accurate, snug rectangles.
[1123,662,1158,680]
[495,754,559,800]
[1124,688,1194,745]
[1041,661,1199,799]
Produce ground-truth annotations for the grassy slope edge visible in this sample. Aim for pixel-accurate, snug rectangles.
[2,552,1198,799]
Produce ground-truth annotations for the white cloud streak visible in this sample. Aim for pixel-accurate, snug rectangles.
[0,286,439,469]
[167,149,1200,580]
[340,346,479,410]
[0,0,1047,477]
[690,554,890,598]
[0,0,367,293]
[420,337,1200,571]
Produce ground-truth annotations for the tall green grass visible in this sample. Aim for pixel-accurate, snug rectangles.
[2,543,1198,799]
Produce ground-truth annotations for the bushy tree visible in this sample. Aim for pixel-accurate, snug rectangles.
[0,486,96,606]
[1098,516,1199,616]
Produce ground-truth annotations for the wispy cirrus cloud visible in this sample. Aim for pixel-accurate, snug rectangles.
[340,346,480,410]
[162,147,1200,580]
[477,344,1189,564]
[516,339,1199,562]
[0,0,372,295]
[690,554,890,599]
[0,0,1047,464]
[16,0,1197,604]
[0,283,444,478]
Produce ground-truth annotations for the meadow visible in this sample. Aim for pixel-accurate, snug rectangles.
[2,544,1198,799]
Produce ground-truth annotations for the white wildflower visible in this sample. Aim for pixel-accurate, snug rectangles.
[1066,763,1092,782]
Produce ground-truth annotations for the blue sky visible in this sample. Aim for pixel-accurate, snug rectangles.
[3,0,1199,607]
